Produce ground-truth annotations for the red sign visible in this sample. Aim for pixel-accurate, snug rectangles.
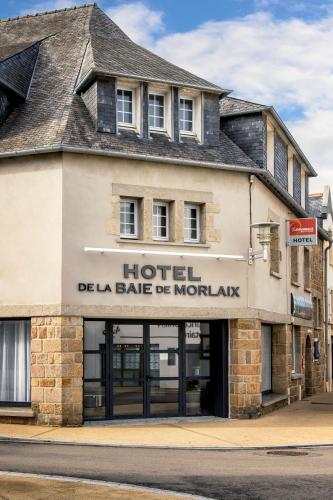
[288,218,317,246]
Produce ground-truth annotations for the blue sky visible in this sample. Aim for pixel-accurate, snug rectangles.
[3,0,333,26]
[2,0,333,190]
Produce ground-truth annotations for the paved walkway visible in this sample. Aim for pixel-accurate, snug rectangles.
[1,393,333,449]
[0,472,194,499]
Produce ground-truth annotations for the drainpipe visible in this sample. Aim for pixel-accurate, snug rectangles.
[324,232,333,390]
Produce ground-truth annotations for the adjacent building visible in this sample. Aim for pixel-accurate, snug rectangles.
[309,187,333,392]
[0,4,328,426]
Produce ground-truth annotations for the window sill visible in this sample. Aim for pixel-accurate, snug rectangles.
[270,271,282,280]
[304,287,312,293]
[116,239,210,248]
[0,407,34,418]
[291,281,301,288]
[291,372,303,381]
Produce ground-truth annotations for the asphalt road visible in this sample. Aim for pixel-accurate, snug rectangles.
[0,442,333,499]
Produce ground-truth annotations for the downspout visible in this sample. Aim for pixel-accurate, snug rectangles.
[324,233,333,390]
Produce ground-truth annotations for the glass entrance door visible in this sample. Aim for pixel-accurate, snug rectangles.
[149,324,180,416]
[83,320,226,420]
[112,324,144,418]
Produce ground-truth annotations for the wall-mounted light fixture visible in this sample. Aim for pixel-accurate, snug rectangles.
[248,222,280,264]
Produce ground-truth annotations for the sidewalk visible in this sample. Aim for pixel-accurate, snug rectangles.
[0,472,192,499]
[1,393,333,449]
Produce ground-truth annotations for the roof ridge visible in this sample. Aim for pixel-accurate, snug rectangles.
[0,3,96,24]
[224,95,268,108]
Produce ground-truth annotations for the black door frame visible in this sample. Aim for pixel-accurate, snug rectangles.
[83,319,228,420]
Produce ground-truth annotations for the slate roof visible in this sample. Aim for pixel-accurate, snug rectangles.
[308,193,324,218]
[62,94,257,168]
[308,187,333,227]
[220,96,268,116]
[0,41,40,97]
[0,3,257,170]
[220,96,317,176]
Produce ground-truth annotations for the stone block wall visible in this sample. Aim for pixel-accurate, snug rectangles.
[272,324,289,394]
[311,238,325,394]
[229,319,262,418]
[31,316,83,426]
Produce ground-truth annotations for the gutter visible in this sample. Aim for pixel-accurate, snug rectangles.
[324,235,333,388]
[0,144,258,174]
[0,144,329,241]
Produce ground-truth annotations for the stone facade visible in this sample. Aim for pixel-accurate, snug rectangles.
[310,238,325,394]
[229,319,262,418]
[31,316,83,426]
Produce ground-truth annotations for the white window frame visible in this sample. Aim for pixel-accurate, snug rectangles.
[153,201,169,241]
[179,96,195,135]
[117,88,135,128]
[120,198,138,239]
[149,92,166,131]
[184,203,200,243]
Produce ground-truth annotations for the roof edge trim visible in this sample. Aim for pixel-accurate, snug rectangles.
[75,69,224,94]
[0,144,326,238]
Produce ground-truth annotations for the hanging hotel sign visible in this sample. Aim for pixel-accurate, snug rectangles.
[287,218,317,246]
[78,264,240,298]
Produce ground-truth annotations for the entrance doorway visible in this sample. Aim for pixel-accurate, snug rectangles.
[83,320,228,420]
[261,324,272,394]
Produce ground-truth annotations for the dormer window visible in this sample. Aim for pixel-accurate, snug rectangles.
[117,89,134,126]
[149,93,165,130]
[180,98,194,133]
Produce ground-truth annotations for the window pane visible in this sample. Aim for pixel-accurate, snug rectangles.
[186,352,210,377]
[180,98,193,132]
[149,94,165,129]
[184,205,199,241]
[0,320,31,402]
[113,382,144,417]
[84,321,106,351]
[120,200,137,237]
[84,381,106,419]
[117,90,133,124]
[153,203,169,239]
[186,379,211,416]
[150,380,179,416]
[185,322,210,350]
[84,353,102,379]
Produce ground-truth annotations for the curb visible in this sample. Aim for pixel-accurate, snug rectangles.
[0,435,333,451]
[0,470,206,499]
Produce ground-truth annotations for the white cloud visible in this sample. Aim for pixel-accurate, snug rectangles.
[19,0,333,192]
[107,4,332,192]
[106,2,164,46]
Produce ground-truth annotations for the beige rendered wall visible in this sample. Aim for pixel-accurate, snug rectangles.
[0,154,63,315]
[61,153,249,318]
[60,153,308,323]
[250,178,312,317]
[0,152,314,324]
